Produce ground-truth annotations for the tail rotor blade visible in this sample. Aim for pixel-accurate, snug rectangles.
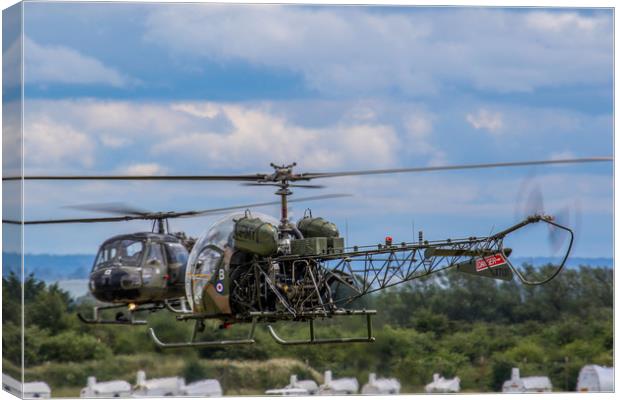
[548,200,581,255]
[549,206,569,253]
[525,184,545,216]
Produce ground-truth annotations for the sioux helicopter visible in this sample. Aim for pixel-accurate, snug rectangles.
[3,157,612,347]
[2,195,350,325]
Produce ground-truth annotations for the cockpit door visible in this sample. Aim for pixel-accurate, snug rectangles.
[143,242,168,288]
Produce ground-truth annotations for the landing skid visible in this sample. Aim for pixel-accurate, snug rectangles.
[266,311,376,345]
[149,309,377,348]
[149,317,258,348]
[77,303,164,325]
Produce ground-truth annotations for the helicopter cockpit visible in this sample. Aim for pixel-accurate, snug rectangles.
[90,233,189,304]
[185,212,280,315]
[93,238,145,269]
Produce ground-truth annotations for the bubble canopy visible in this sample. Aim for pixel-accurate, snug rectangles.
[185,212,280,313]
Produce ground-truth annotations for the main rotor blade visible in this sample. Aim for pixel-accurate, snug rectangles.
[3,215,143,225]
[242,183,326,189]
[4,157,610,182]
[173,193,351,218]
[64,202,151,216]
[3,194,352,225]
[299,157,613,180]
[2,174,268,181]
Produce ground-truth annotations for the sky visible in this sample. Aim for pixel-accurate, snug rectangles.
[1,3,614,259]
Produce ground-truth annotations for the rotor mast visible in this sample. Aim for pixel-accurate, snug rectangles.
[268,162,297,235]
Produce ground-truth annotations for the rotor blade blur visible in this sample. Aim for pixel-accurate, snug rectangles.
[549,206,571,254]
[287,184,326,189]
[3,174,268,181]
[242,183,326,189]
[5,157,611,182]
[63,202,151,216]
[2,215,144,225]
[300,157,613,180]
[525,184,545,216]
[4,194,352,225]
[174,193,352,218]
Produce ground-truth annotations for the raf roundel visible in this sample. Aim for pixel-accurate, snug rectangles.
[215,281,224,294]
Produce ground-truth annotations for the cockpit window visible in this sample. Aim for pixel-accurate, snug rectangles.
[125,241,143,258]
[93,239,145,270]
[146,243,165,266]
[166,243,189,265]
[119,240,145,265]
[195,247,222,274]
[190,246,223,309]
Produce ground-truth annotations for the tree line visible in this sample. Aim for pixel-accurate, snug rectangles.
[2,264,612,392]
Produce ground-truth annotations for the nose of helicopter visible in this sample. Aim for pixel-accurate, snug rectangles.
[89,268,141,302]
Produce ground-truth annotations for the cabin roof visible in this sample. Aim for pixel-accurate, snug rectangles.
[265,388,309,395]
[364,378,401,391]
[503,376,552,390]
[103,232,182,244]
[578,365,614,390]
[521,376,553,389]
[86,380,131,393]
[320,378,359,392]
[23,382,51,394]
[2,374,20,390]
[425,376,460,392]
[184,379,222,394]
[137,376,184,390]
[287,380,318,392]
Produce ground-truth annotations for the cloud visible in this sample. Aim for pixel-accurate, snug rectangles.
[24,99,211,151]
[404,113,446,165]
[143,7,612,95]
[24,37,131,87]
[22,98,612,177]
[23,99,401,173]
[100,134,131,148]
[154,102,399,170]
[118,163,168,175]
[3,101,23,176]
[525,11,605,33]
[24,117,95,170]
[466,109,503,134]
[3,37,22,90]
[549,150,577,160]
[320,171,612,221]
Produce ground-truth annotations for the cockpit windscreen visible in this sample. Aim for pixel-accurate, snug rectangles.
[93,239,146,269]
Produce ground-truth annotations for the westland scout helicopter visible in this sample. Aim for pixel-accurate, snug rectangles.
[3,157,612,347]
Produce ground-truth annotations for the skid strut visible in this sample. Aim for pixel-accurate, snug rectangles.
[267,312,376,346]
[164,297,192,314]
[77,303,150,325]
[149,317,258,348]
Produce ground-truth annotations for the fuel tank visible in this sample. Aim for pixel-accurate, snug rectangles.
[233,215,279,256]
[297,216,339,238]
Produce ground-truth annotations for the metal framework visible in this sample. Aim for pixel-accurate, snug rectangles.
[243,214,573,318]
[151,214,573,348]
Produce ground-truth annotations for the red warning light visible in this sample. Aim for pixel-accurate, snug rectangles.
[385,236,393,246]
